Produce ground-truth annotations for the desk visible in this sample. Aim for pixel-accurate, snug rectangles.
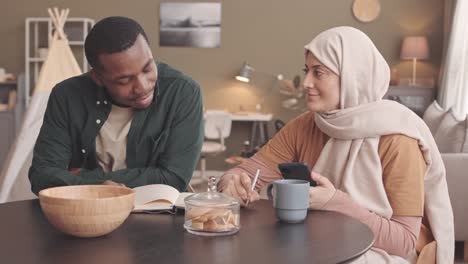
[230,112,273,151]
[0,199,374,264]
[230,112,273,122]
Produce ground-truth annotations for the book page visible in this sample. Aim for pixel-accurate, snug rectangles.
[174,192,195,209]
[132,184,180,211]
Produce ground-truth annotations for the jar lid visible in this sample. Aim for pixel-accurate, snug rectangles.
[184,191,239,207]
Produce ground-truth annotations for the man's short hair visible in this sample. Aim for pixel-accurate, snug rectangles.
[84,16,149,69]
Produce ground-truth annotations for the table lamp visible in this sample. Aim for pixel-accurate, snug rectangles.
[235,62,284,112]
[400,36,430,86]
[235,62,252,82]
[235,62,283,83]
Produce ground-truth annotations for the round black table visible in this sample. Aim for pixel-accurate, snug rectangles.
[0,199,374,263]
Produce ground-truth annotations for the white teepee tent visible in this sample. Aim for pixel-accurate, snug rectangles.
[0,8,82,203]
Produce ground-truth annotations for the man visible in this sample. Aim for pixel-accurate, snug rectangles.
[29,16,204,194]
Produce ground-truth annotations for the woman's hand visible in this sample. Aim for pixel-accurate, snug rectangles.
[69,168,81,176]
[220,173,260,207]
[309,172,336,209]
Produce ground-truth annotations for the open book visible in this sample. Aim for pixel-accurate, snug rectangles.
[132,184,194,212]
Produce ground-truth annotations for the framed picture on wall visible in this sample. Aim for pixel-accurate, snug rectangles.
[159,2,221,48]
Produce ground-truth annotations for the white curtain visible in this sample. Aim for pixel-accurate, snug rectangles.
[438,0,468,116]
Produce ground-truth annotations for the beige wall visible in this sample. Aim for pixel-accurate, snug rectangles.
[0,0,444,170]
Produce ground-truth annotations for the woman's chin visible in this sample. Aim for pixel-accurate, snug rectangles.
[307,102,322,112]
[307,101,340,113]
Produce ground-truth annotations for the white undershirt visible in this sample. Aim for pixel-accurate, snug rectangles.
[96,104,134,172]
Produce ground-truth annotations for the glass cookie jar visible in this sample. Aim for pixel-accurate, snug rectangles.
[184,176,240,236]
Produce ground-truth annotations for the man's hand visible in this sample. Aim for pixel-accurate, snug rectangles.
[309,172,336,209]
[69,168,81,176]
[102,180,126,187]
[69,168,125,187]
[221,173,260,207]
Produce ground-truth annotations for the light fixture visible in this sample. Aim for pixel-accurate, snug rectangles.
[400,36,430,86]
[235,62,252,82]
[234,62,304,112]
[235,62,283,83]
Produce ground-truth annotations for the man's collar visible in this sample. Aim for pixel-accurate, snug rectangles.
[94,80,159,108]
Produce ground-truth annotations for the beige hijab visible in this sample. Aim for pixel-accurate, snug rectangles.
[305,27,454,263]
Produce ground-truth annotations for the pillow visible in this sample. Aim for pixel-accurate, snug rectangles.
[423,101,446,135]
[433,109,467,153]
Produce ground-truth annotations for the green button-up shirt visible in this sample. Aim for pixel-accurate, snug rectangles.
[29,62,204,194]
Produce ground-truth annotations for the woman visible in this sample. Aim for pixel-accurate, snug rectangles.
[218,27,453,263]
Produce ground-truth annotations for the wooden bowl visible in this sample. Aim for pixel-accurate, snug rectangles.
[39,185,135,238]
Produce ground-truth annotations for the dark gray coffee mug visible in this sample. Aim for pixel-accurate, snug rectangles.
[267,179,310,223]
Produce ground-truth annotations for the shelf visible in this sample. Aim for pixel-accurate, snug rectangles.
[25,17,95,23]
[389,85,435,90]
[384,86,436,117]
[28,58,45,62]
[387,86,436,97]
[0,81,17,86]
[25,17,94,107]
[69,41,85,45]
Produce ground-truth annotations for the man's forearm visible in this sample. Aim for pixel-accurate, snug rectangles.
[30,164,190,194]
[78,166,189,191]
[29,166,104,195]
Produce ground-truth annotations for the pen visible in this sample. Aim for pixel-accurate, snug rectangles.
[246,169,260,207]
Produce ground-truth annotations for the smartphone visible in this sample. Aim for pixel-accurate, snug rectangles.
[278,162,317,187]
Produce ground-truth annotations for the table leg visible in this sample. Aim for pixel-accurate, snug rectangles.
[249,121,271,151]
[249,121,259,151]
[200,155,206,180]
[262,122,269,143]
[258,121,266,146]
[464,241,468,262]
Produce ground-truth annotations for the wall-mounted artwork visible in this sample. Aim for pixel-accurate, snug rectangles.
[160,2,221,48]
